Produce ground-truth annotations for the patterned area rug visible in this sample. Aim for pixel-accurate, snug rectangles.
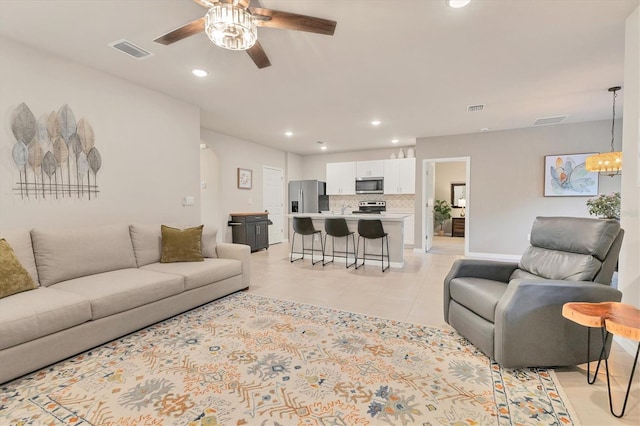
[1,292,578,425]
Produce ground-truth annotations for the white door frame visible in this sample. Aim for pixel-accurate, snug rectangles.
[421,156,471,256]
[263,165,285,244]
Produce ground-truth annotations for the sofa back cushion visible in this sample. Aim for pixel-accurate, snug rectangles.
[1,229,39,284]
[130,224,218,267]
[513,217,620,282]
[32,224,137,287]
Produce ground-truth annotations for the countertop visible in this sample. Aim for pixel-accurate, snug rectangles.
[288,213,409,222]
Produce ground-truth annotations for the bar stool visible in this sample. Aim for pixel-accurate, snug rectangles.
[355,219,390,272]
[290,217,324,265]
[323,218,356,268]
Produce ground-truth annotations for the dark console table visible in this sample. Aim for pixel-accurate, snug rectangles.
[452,217,465,237]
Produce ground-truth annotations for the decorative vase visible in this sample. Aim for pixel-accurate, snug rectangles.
[398,149,405,159]
[407,148,415,158]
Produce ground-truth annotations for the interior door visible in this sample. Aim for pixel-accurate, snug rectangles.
[424,161,435,252]
[263,166,284,244]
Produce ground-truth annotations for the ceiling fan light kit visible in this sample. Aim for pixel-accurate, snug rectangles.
[154,0,337,69]
[205,3,257,50]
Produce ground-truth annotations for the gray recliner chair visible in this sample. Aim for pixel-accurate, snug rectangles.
[444,216,624,368]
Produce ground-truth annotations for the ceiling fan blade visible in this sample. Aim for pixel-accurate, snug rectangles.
[246,40,271,68]
[249,7,337,36]
[154,17,205,45]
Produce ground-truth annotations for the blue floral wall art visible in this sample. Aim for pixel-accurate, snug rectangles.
[544,153,598,196]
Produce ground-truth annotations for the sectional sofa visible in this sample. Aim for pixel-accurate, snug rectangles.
[0,224,250,384]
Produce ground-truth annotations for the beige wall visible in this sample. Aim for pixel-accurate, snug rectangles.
[200,129,287,242]
[0,38,201,231]
[620,7,639,317]
[416,120,622,255]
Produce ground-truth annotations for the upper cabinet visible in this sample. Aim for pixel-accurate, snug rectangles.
[326,162,356,195]
[356,160,384,178]
[384,158,415,194]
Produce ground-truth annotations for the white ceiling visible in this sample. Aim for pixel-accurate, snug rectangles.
[0,0,637,155]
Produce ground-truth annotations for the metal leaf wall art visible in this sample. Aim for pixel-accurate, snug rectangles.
[10,103,102,200]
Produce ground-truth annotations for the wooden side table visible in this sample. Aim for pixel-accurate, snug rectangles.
[563,302,640,418]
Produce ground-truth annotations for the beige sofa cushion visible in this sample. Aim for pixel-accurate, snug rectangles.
[130,224,218,267]
[2,229,39,284]
[142,258,242,291]
[32,224,137,287]
[52,268,184,320]
[0,287,91,350]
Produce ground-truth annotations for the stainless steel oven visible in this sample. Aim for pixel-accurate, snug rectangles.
[355,177,383,194]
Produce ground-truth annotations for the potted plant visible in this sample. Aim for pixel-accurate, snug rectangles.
[434,199,452,236]
[586,192,621,220]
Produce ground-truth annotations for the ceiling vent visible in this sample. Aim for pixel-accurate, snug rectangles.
[467,104,484,112]
[533,115,566,126]
[108,39,153,59]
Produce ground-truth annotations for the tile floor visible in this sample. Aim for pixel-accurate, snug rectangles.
[247,236,639,425]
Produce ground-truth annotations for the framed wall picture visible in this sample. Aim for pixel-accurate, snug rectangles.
[544,153,598,196]
[237,168,252,189]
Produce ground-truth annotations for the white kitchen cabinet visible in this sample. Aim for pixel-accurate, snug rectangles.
[326,162,356,195]
[356,160,384,178]
[383,158,415,194]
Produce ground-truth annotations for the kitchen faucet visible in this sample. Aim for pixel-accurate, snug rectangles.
[340,205,352,214]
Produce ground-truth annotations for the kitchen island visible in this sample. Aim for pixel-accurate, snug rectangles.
[288,213,410,268]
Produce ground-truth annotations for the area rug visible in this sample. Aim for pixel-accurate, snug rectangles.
[1,292,578,425]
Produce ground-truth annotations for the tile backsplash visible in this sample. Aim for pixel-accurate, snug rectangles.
[329,194,415,213]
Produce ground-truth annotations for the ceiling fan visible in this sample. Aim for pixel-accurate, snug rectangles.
[154,0,337,69]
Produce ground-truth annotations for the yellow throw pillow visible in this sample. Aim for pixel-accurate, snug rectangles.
[160,225,205,263]
[0,238,37,298]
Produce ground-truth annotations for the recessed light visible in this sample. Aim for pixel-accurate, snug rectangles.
[371,120,381,126]
[285,131,293,137]
[447,0,471,8]
[320,146,327,151]
[481,128,489,132]
[192,69,208,77]
[391,139,399,144]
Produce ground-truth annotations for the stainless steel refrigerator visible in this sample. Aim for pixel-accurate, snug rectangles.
[288,180,329,213]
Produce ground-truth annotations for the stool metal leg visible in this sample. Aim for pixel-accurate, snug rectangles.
[310,231,324,265]
[290,232,301,262]
[346,234,356,268]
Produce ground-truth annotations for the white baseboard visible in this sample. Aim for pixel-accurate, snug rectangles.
[614,336,639,357]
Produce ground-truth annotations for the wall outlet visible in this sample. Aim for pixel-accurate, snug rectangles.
[182,196,195,206]
[201,181,207,189]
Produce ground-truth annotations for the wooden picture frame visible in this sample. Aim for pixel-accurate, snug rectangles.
[237,168,252,189]
[543,153,598,196]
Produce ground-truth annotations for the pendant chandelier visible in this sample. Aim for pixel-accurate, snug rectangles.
[585,86,622,176]
[204,2,257,51]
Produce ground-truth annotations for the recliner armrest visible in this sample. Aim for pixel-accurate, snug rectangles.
[494,279,622,367]
[443,259,518,323]
[216,243,251,288]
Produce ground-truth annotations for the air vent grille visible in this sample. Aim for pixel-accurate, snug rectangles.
[467,104,484,112]
[533,115,566,126]
[109,39,153,59]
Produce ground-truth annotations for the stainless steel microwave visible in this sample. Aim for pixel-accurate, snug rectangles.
[355,177,384,194]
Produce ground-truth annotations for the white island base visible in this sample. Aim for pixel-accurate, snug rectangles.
[288,213,409,269]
